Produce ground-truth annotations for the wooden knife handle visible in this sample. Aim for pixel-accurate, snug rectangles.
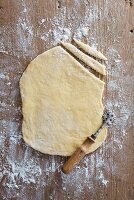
[62,147,86,174]
[62,138,94,174]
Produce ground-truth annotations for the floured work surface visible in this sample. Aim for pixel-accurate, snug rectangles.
[0,1,133,200]
[20,42,107,156]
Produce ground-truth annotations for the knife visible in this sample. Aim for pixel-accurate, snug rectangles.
[62,109,115,174]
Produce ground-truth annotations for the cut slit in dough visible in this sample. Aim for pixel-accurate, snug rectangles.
[61,42,106,75]
[20,43,107,156]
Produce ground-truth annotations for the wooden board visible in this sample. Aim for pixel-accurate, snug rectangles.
[0,0,134,199]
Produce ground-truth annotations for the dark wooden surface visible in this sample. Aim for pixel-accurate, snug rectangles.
[0,0,134,199]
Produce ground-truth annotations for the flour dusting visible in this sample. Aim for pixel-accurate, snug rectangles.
[39,4,100,46]
[74,27,89,39]
[97,171,109,186]
[52,27,71,45]
[0,0,133,199]
[16,16,33,52]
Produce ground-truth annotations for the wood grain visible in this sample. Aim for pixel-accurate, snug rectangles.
[0,0,134,199]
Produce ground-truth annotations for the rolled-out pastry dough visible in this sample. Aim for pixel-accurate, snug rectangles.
[20,45,107,156]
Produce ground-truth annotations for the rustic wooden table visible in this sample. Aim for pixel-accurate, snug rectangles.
[0,0,134,199]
